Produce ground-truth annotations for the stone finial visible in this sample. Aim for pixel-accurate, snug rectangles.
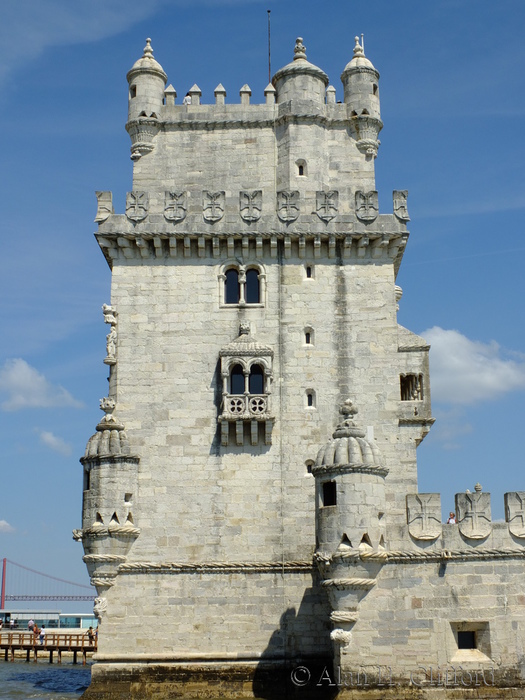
[353,36,365,58]
[100,397,116,420]
[326,85,336,104]
[293,37,307,61]
[340,399,358,421]
[475,483,483,492]
[239,321,251,336]
[188,84,201,105]
[143,38,154,60]
[264,83,276,105]
[240,84,252,105]
[164,84,177,106]
[214,84,226,105]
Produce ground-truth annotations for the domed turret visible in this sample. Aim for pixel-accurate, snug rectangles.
[341,36,380,117]
[313,400,388,553]
[126,38,167,122]
[272,37,329,104]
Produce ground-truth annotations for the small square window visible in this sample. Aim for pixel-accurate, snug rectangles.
[458,631,476,649]
[322,481,337,507]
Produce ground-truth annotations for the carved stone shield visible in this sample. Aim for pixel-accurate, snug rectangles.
[277,191,299,222]
[406,493,442,540]
[95,191,113,223]
[316,191,338,222]
[393,190,410,221]
[456,491,492,539]
[355,190,378,222]
[164,191,187,222]
[203,191,225,222]
[126,191,149,222]
[505,492,525,538]
[240,190,262,222]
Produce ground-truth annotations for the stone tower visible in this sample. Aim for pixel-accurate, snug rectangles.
[76,37,525,699]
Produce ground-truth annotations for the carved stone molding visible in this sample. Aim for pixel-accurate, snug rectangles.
[355,190,378,221]
[126,191,149,221]
[277,190,300,222]
[203,191,225,222]
[406,493,442,541]
[240,190,262,222]
[164,191,187,222]
[118,560,313,574]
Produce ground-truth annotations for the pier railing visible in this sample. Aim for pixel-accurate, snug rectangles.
[0,630,96,664]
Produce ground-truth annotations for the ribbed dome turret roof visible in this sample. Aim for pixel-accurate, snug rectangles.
[82,398,132,459]
[341,36,378,75]
[315,400,382,468]
[127,38,167,84]
[272,37,329,86]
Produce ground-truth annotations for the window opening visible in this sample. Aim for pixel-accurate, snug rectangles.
[83,470,90,491]
[400,374,423,401]
[130,85,137,99]
[322,481,337,507]
[305,460,314,474]
[307,392,314,407]
[458,631,476,649]
[245,269,260,304]
[372,84,378,95]
[230,364,245,394]
[298,164,304,176]
[306,266,312,278]
[249,364,264,394]
[225,269,240,304]
[305,332,311,345]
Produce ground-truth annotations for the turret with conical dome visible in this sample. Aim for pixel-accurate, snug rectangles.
[126,38,167,121]
[272,37,329,104]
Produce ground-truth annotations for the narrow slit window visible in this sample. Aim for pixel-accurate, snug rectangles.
[245,268,260,304]
[83,470,90,491]
[322,481,337,507]
[305,332,311,345]
[298,164,304,176]
[307,392,314,407]
[130,85,137,99]
[230,364,245,394]
[306,266,312,278]
[225,269,240,304]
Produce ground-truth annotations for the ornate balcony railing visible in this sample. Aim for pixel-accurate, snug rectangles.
[220,394,270,421]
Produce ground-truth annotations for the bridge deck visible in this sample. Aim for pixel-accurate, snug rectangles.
[0,631,96,664]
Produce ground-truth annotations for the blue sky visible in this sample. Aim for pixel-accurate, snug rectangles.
[1,0,524,609]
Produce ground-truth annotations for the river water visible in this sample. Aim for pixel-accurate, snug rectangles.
[0,661,90,699]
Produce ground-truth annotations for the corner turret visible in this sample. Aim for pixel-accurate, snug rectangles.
[272,37,329,104]
[341,37,382,157]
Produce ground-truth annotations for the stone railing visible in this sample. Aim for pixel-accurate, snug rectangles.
[220,394,269,421]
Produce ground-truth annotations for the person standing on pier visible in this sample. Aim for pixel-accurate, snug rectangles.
[39,626,46,645]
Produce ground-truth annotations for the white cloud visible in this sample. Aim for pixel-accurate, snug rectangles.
[423,327,525,405]
[0,0,264,86]
[0,358,83,411]
[0,520,15,534]
[36,429,73,457]
[425,407,473,451]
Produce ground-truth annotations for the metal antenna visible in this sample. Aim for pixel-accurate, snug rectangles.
[267,10,272,83]
[361,33,365,52]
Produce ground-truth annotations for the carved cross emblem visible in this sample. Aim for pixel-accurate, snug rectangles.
[316,191,338,222]
[355,190,378,222]
[277,191,300,222]
[95,191,113,223]
[240,190,262,222]
[203,191,225,222]
[126,191,149,222]
[393,189,410,221]
[505,492,525,538]
[456,490,492,539]
[406,494,442,540]
[164,191,187,222]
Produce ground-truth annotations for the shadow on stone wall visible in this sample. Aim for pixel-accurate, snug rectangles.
[252,585,337,700]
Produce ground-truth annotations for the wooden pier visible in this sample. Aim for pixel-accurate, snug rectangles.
[0,630,96,664]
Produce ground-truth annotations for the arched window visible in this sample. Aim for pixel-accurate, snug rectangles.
[230,364,245,394]
[245,269,260,304]
[225,269,240,304]
[249,364,264,394]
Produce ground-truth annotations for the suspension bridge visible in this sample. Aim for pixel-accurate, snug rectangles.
[1,558,95,607]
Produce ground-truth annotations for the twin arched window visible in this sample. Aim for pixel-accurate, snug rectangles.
[230,363,265,395]
[223,266,261,305]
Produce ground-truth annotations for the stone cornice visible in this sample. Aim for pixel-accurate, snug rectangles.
[311,463,388,478]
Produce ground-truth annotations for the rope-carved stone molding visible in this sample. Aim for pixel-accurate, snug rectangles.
[141,114,378,133]
[90,578,116,589]
[83,554,127,564]
[317,547,525,566]
[118,560,313,575]
[322,578,376,590]
[311,463,389,479]
[330,611,359,623]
